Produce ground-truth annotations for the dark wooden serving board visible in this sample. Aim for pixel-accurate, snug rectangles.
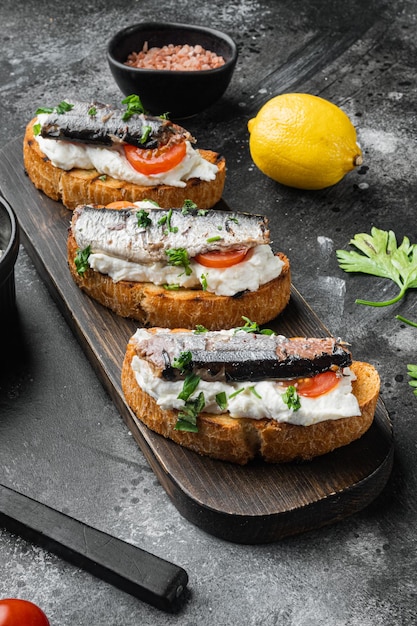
[0,136,394,544]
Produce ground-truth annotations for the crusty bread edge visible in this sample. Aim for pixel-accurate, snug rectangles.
[67,231,291,330]
[23,118,226,210]
[121,348,380,465]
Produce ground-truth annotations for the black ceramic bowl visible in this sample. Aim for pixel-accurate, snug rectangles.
[107,22,238,119]
[0,197,19,320]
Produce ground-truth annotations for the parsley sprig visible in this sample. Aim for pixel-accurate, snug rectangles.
[165,248,192,276]
[74,246,91,275]
[336,227,417,307]
[282,385,301,411]
[121,94,146,121]
[233,316,276,335]
[35,101,74,116]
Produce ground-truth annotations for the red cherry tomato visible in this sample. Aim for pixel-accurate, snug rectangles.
[124,141,187,175]
[295,370,339,397]
[194,248,251,268]
[105,201,137,209]
[0,599,50,626]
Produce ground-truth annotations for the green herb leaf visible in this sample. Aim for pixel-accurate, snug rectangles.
[229,387,245,399]
[158,209,178,234]
[165,248,192,276]
[172,350,192,373]
[177,372,200,401]
[194,325,208,333]
[182,199,197,215]
[336,227,417,307]
[175,392,205,432]
[281,385,301,411]
[216,391,228,411]
[163,283,180,290]
[200,273,208,291]
[248,385,262,399]
[136,209,152,228]
[233,316,275,335]
[98,174,107,181]
[74,245,91,275]
[33,122,41,136]
[88,106,97,116]
[35,101,74,116]
[197,209,208,216]
[407,364,417,396]
[121,94,146,121]
[207,235,222,243]
[140,125,152,144]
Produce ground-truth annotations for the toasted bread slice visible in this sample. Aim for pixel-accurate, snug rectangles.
[67,231,291,329]
[121,354,380,465]
[23,118,226,210]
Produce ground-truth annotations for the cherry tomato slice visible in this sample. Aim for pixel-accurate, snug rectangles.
[194,248,251,268]
[105,201,137,209]
[124,141,187,175]
[0,599,50,626]
[295,370,339,397]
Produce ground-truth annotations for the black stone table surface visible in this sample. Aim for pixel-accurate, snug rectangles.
[1,0,417,624]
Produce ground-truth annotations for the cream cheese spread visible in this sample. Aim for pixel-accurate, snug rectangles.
[88,242,284,296]
[34,115,218,188]
[130,329,360,426]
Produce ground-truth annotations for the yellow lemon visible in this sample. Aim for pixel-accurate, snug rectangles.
[247,93,363,190]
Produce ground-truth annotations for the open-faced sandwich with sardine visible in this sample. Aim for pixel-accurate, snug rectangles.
[23,96,225,210]
[67,200,291,329]
[121,324,380,464]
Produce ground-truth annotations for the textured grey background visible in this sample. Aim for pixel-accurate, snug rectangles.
[1,0,417,624]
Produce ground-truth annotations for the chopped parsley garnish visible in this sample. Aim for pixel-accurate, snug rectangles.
[163,283,180,290]
[229,387,245,399]
[197,209,209,216]
[136,209,152,228]
[158,209,178,234]
[194,325,208,333]
[177,372,200,401]
[207,235,222,243]
[140,125,152,144]
[121,94,146,121]
[233,316,276,335]
[200,273,208,290]
[35,101,74,115]
[175,392,205,432]
[215,391,228,411]
[165,247,192,276]
[74,245,91,275]
[33,122,41,136]
[248,385,262,399]
[88,106,97,116]
[281,385,301,411]
[172,350,192,373]
[181,199,198,215]
[98,174,107,181]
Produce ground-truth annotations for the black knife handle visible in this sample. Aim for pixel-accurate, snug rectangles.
[0,484,188,612]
